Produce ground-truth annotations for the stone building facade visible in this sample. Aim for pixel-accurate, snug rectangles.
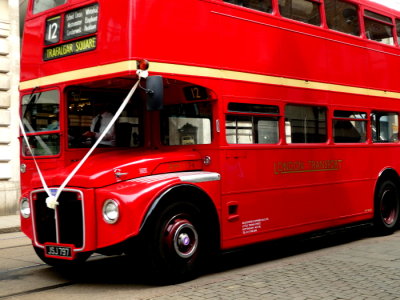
[0,0,20,215]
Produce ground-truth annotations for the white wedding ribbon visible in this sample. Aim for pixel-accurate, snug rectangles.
[20,75,143,209]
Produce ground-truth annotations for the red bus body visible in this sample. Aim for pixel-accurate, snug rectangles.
[19,0,400,279]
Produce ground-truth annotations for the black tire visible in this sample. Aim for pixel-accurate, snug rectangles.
[34,246,91,269]
[140,201,205,283]
[374,180,400,235]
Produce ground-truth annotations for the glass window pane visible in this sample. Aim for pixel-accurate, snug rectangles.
[257,119,279,143]
[333,110,367,143]
[364,18,394,45]
[365,10,392,24]
[228,103,279,114]
[278,0,321,25]
[324,0,360,36]
[334,111,367,119]
[285,105,327,143]
[22,134,60,156]
[22,90,60,133]
[371,112,399,143]
[33,0,67,14]
[161,102,212,146]
[224,0,273,13]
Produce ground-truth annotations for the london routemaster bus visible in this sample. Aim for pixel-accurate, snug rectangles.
[19,0,400,281]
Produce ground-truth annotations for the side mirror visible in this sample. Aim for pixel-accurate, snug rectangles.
[146,76,163,111]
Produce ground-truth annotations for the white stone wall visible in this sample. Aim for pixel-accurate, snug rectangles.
[0,0,20,215]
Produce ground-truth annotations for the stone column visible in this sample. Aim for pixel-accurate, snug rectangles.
[0,0,20,215]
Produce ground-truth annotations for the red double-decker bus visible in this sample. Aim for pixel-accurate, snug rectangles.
[19,0,400,281]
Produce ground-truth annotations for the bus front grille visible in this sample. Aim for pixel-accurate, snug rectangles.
[33,190,84,248]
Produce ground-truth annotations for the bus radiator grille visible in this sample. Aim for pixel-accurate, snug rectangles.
[34,191,84,248]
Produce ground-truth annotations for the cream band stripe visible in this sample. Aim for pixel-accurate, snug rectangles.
[19,60,400,100]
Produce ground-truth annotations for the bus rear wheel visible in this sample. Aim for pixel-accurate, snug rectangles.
[374,180,400,234]
[141,202,204,283]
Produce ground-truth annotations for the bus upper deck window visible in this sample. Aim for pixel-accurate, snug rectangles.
[364,10,394,46]
[224,0,273,14]
[396,19,400,44]
[324,0,360,36]
[278,0,321,26]
[33,0,66,14]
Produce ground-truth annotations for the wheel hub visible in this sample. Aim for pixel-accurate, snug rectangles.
[164,218,199,259]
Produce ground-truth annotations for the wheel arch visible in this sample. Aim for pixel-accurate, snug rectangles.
[375,168,400,195]
[140,184,221,251]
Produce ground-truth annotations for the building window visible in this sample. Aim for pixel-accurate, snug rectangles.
[324,0,360,36]
[333,110,367,143]
[285,105,326,143]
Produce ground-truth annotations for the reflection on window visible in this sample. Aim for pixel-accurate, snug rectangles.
[67,88,143,148]
[364,10,394,45]
[33,0,66,14]
[371,112,398,143]
[22,90,60,133]
[278,0,321,25]
[324,0,360,36]
[285,105,326,143]
[161,102,212,146]
[333,110,367,143]
[22,134,60,156]
[223,0,273,13]
[226,103,279,144]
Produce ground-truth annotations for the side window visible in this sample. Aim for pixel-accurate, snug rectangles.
[396,19,400,44]
[223,0,273,13]
[226,103,279,144]
[333,110,367,143]
[285,105,326,143]
[364,10,394,45]
[278,0,321,26]
[324,0,360,36]
[371,112,398,143]
[161,102,212,146]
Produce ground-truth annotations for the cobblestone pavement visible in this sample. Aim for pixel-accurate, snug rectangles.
[149,228,400,300]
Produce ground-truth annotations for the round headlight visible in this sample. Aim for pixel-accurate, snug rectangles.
[20,197,31,218]
[103,199,119,224]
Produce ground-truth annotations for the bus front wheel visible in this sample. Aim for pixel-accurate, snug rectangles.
[374,179,400,234]
[142,201,204,282]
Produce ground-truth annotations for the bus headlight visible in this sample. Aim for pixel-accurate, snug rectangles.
[102,199,119,224]
[20,198,31,218]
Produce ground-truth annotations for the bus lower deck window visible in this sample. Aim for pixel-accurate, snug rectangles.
[285,105,327,143]
[371,112,399,143]
[333,110,367,143]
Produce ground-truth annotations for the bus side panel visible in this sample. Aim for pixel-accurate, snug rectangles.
[220,146,378,248]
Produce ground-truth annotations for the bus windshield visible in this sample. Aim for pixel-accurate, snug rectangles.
[33,0,67,14]
[67,87,144,148]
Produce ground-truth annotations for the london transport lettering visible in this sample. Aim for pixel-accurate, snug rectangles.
[274,159,343,175]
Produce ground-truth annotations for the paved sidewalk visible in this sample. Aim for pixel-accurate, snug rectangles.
[0,214,20,234]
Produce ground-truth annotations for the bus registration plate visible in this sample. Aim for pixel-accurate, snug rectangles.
[45,245,73,259]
